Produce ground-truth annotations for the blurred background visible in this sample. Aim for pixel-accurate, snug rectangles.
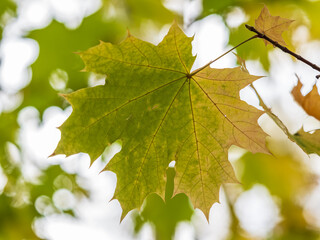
[0,0,320,239]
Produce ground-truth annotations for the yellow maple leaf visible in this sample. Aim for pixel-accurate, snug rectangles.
[255,5,294,46]
[291,79,320,121]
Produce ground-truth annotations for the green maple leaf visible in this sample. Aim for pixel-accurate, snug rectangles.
[54,23,268,219]
[293,129,320,155]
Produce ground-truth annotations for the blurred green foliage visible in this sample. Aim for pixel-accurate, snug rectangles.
[106,0,174,25]
[0,112,18,145]
[0,195,40,240]
[237,152,310,200]
[0,162,88,239]
[0,112,19,184]
[227,144,319,240]
[0,147,88,239]
[25,11,126,114]
[0,0,16,39]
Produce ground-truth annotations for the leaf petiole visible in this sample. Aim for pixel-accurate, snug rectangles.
[190,35,258,76]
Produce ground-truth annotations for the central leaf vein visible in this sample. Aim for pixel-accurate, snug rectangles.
[131,77,189,201]
[188,79,206,209]
[82,52,186,74]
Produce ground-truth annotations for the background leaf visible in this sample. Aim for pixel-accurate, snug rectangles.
[255,5,294,46]
[291,79,320,121]
[293,129,320,155]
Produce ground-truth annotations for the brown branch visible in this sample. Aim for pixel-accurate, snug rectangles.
[245,24,320,76]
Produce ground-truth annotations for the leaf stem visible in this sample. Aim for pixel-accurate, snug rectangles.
[190,35,258,76]
[250,83,295,142]
[245,24,320,75]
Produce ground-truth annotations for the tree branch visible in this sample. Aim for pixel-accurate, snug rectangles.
[245,24,320,76]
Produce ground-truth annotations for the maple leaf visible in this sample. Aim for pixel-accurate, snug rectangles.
[290,78,320,155]
[255,5,294,46]
[292,79,320,121]
[293,129,320,155]
[54,23,268,219]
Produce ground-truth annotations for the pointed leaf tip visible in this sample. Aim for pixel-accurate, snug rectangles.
[49,152,56,158]
[126,28,131,37]
[58,93,70,101]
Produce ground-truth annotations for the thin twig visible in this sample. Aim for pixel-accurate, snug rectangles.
[245,24,320,75]
[190,35,258,76]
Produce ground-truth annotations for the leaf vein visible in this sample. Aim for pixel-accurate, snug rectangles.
[188,79,207,211]
[173,27,189,73]
[131,78,188,201]
[82,52,186,74]
[192,77,266,151]
[69,76,187,142]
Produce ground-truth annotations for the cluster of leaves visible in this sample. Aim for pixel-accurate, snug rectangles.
[0,0,16,39]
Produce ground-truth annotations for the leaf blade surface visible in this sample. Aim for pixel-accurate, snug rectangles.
[55,23,268,219]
